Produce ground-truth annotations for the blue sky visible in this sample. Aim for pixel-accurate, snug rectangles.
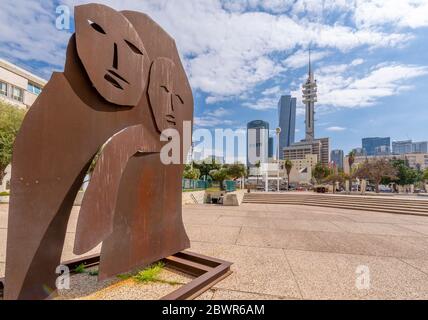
[1,0,428,161]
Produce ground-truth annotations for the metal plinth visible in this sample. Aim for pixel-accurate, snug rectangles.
[0,251,232,300]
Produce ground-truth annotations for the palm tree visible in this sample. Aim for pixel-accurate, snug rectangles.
[348,151,356,172]
[284,159,293,190]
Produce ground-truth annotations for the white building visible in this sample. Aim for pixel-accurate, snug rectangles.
[0,58,46,109]
[0,59,47,192]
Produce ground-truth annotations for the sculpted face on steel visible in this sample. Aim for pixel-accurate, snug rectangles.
[148,58,184,133]
[4,3,193,300]
[75,4,150,106]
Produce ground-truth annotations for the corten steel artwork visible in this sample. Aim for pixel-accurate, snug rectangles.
[5,3,193,300]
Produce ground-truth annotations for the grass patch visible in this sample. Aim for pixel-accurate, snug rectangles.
[133,262,165,283]
[183,189,205,193]
[206,187,221,192]
[88,270,99,276]
[117,262,181,286]
[74,264,87,274]
[0,191,9,196]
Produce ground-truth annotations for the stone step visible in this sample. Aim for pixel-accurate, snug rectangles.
[242,200,428,216]
[244,197,428,209]
[242,194,428,216]
[244,195,428,207]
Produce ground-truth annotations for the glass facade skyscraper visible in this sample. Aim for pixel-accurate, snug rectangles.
[278,95,296,159]
[268,137,274,159]
[362,137,391,156]
[331,149,344,170]
[247,120,270,167]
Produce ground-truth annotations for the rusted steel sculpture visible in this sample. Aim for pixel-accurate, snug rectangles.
[5,3,193,299]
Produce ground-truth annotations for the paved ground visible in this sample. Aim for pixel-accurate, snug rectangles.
[2,203,428,299]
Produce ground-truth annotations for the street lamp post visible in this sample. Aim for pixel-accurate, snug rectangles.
[275,127,281,192]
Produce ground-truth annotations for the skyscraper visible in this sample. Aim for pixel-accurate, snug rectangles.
[302,50,317,141]
[247,120,269,168]
[278,95,296,159]
[362,137,391,156]
[268,136,274,159]
[331,150,344,170]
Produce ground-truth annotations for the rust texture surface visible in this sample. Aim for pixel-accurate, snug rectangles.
[5,3,193,300]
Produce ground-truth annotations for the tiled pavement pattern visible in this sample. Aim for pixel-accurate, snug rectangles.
[2,202,428,299]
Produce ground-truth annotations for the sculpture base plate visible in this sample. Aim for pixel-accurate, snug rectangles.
[0,251,232,300]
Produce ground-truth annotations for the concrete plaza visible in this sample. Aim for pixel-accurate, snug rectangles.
[1,202,428,299]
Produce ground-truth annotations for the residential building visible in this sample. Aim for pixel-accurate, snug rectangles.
[247,120,269,168]
[331,149,344,170]
[278,95,296,158]
[351,153,428,171]
[405,153,428,171]
[284,138,330,167]
[0,58,46,109]
[362,137,391,156]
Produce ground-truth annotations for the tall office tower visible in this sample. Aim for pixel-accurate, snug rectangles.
[268,136,274,159]
[247,120,269,168]
[392,140,413,155]
[278,95,296,159]
[362,137,391,156]
[302,50,317,141]
[331,149,344,170]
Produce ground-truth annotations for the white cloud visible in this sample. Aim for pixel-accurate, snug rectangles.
[351,58,364,66]
[0,0,414,99]
[194,116,233,128]
[326,126,347,131]
[207,107,231,117]
[314,62,428,109]
[262,85,282,96]
[354,0,428,29]
[283,49,332,69]
[242,97,278,110]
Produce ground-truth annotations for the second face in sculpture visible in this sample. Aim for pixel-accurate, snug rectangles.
[75,4,150,107]
[148,58,185,134]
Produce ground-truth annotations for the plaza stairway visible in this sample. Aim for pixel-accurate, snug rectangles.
[243,193,428,217]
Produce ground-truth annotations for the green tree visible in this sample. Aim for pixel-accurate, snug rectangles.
[183,164,201,180]
[209,168,230,191]
[348,150,356,171]
[423,169,428,182]
[391,160,421,186]
[312,162,330,183]
[224,163,246,180]
[324,172,346,194]
[0,102,26,184]
[192,158,221,180]
[284,159,293,190]
[354,159,397,193]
